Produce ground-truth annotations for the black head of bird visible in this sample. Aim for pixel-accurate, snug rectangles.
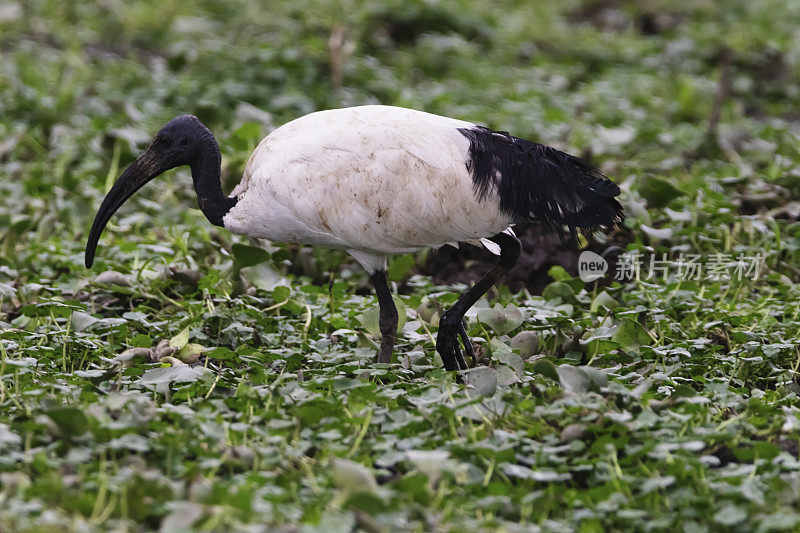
[85,115,235,269]
[85,105,623,372]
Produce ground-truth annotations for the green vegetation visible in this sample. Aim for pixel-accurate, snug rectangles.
[2,0,800,530]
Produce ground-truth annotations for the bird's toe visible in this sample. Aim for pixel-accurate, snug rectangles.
[436,321,469,371]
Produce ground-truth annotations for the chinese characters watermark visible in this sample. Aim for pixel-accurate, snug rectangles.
[578,250,764,282]
[611,251,763,282]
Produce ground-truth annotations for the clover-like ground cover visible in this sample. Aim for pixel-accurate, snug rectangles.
[2,1,800,531]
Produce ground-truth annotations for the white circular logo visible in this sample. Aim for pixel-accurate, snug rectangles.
[578,250,608,282]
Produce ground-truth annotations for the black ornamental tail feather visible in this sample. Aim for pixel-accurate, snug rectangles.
[459,126,624,237]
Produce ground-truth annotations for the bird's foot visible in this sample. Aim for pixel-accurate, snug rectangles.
[436,318,474,371]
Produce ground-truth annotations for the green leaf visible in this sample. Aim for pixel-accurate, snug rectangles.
[460,366,497,396]
[509,330,539,358]
[556,365,607,394]
[0,282,16,297]
[175,343,204,364]
[272,285,291,303]
[612,318,651,351]
[159,502,204,532]
[405,450,451,484]
[477,303,524,335]
[70,311,99,332]
[639,175,683,209]
[330,457,378,494]
[548,265,571,281]
[590,291,619,313]
[231,243,270,270]
[357,306,380,337]
[357,296,405,338]
[497,351,524,380]
[241,263,290,292]
[138,366,207,387]
[47,407,88,437]
[94,270,131,286]
[714,504,747,527]
[532,359,559,381]
[542,282,576,304]
[388,254,416,281]
[21,300,85,318]
[169,327,190,350]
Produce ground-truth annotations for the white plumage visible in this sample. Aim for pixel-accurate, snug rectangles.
[224,106,511,273]
[86,104,623,371]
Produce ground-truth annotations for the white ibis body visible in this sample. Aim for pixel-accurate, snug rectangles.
[86,105,623,371]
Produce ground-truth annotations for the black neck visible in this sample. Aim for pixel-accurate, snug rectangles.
[189,131,237,227]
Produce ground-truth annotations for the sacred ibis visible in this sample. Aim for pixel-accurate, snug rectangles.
[85,105,623,371]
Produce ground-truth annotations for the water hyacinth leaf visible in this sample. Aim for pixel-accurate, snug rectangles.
[561,424,586,442]
[138,366,208,387]
[159,502,204,532]
[640,476,676,494]
[330,457,378,494]
[21,299,85,318]
[169,327,190,350]
[532,359,559,381]
[230,122,262,150]
[548,265,571,282]
[231,243,270,270]
[497,350,524,380]
[590,291,618,313]
[460,366,497,396]
[94,270,132,287]
[548,265,584,292]
[109,433,150,452]
[0,423,22,448]
[541,281,576,304]
[241,263,290,292]
[714,504,747,526]
[272,284,291,303]
[497,364,521,385]
[639,224,674,242]
[489,337,513,357]
[393,295,407,331]
[556,365,607,394]
[582,337,620,360]
[46,407,89,437]
[115,347,152,363]
[639,175,683,209]
[405,449,451,484]
[94,270,135,296]
[0,282,15,297]
[204,346,236,361]
[357,306,380,337]
[509,330,539,358]
[556,365,591,394]
[501,463,570,481]
[358,296,406,338]
[477,303,523,335]
[70,311,99,332]
[175,343,204,364]
[388,253,416,280]
[416,297,442,325]
[612,318,651,351]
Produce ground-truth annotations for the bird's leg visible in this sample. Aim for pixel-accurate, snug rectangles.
[371,270,398,364]
[436,232,522,371]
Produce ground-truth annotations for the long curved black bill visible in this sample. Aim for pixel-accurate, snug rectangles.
[85,149,167,268]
